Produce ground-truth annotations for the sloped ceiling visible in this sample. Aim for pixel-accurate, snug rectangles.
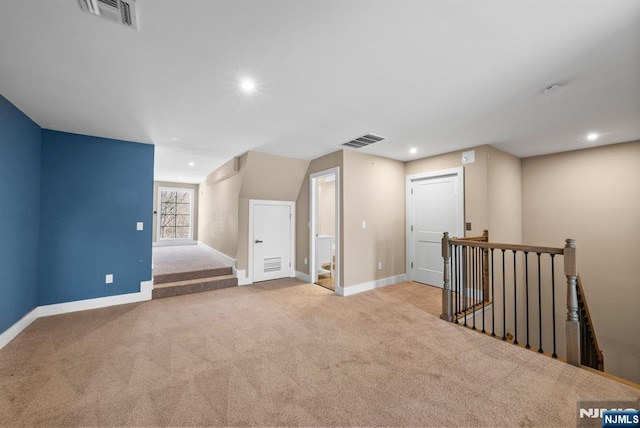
[1,0,639,183]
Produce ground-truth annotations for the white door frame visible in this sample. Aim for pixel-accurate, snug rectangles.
[406,167,464,282]
[248,199,296,284]
[156,186,195,246]
[310,167,341,291]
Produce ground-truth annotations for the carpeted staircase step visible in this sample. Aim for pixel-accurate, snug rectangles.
[152,274,238,299]
[154,267,233,285]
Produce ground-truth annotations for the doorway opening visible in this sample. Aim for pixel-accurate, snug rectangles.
[310,168,340,291]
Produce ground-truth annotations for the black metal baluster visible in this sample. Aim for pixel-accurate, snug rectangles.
[463,246,468,326]
[537,252,543,353]
[457,245,461,322]
[491,248,495,337]
[454,244,459,323]
[502,249,507,341]
[580,310,586,365]
[481,247,486,334]
[551,254,557,358]
[524,252,530,349]
[513,250,518,345]
[472,246,477,330]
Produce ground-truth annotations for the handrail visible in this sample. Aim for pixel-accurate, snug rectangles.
[441,233,596,370]
[441,231,489,323]
[449,239,564,255]
[577,276,605,371]
[457,230,489,242]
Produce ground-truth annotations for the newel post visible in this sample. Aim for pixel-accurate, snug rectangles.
[441,232,452,321]
[564,239,580,367]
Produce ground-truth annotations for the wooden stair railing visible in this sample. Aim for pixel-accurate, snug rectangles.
[441,233,604,370]
[442,230,489,324]
[577,276,605,371]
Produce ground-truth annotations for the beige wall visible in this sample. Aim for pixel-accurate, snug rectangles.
[405,145,522,243]
[197,155,246,258]
[487,148,522,244]
[153,181,199,243]
[406,145,490,237]
[317,178,336,236]
[236,151,310,271]
[342,150,406,287]
[296,151,344,277]
[521,141,640,383]
[198,151,309,269]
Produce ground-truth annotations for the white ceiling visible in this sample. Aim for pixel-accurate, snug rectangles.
[2,1,639,183]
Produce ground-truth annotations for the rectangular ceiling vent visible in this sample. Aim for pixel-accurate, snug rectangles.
[342,133,386,149]
[79,0,138,30]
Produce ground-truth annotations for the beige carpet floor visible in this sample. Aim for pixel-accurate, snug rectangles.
[0,280,637,427]
[153,245,230,276]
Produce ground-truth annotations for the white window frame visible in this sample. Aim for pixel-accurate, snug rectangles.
[156,186,195,246]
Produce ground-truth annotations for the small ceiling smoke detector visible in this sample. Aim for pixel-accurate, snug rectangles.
[78,0,139,30]
[342,133,386,149]
[410,147,418,154]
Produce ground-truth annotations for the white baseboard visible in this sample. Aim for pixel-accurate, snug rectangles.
[0,280,153,350]
[234,268,252,286]
[195,241,251,286]
[153,240,197,247]
[336,274,406,297]
[140,280,154,299]
[0,308,39,350]
[39,283,153,317]
[295,271,311,283]
[196,241,236,267]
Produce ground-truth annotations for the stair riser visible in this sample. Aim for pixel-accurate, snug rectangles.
[154,267,232,285]
[152,278,238,299]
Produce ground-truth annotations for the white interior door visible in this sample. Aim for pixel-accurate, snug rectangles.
[252,202,293,282]
[409,170,463,287]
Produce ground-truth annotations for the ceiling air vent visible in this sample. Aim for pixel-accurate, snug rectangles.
[79,0,138,30]
[342,133,386,149]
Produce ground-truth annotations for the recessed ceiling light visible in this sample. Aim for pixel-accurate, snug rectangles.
[188,162,195,167]
[586,132,599,141]
[410,147,418,154]
[178,177,183,180]
[240,78,256,94]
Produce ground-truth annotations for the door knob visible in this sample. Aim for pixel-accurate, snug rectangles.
[255,240,263,243]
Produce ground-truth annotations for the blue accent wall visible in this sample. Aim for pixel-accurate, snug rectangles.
[0,95,42,332]
[39,131,154,305]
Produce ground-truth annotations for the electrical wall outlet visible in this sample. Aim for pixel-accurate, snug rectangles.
[105,274,113,284]
[136,222,144,231]
[377,262,383,270]
[304,257,308,265]
[361,221,367,230]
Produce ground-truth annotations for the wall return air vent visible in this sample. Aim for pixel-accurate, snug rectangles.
[79,0,138,30]
[342,133,386,149]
